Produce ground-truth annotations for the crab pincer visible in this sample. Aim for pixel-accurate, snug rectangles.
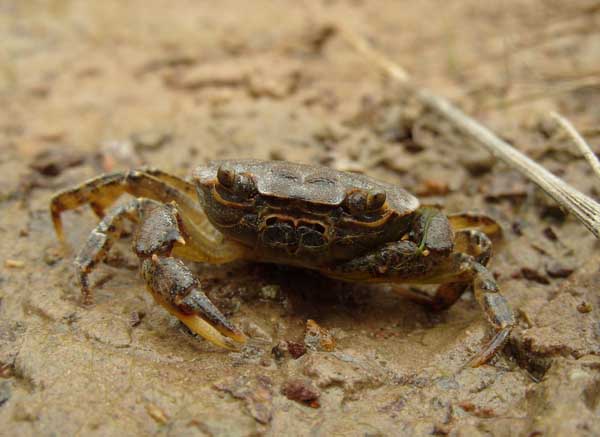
[140,254,246,349]
[133,202,247,349]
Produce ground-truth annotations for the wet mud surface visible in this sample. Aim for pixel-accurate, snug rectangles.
[1,1,600,435]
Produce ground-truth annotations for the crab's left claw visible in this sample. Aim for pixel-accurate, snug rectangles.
[174,287,247,348]
[141,255,247,350]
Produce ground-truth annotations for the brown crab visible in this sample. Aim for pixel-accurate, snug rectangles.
[51,159,514,366]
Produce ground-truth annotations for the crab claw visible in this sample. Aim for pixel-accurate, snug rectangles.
[175,287,247,348]
[141,255,247,349]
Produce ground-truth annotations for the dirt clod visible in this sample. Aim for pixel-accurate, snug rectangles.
[214,376,273,425]
[520,267,550,285]
[545,260,575,279]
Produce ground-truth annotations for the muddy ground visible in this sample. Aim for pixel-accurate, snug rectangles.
[1,1,600,436]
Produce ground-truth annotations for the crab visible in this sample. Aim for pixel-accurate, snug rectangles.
[51,159,515,366]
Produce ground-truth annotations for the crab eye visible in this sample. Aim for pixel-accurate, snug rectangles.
[217,165,236,188]
[366,190,386,210]
[345,189,386,215]
[346,191,368,214]
[216,164,257,199]
[234,173,257,197]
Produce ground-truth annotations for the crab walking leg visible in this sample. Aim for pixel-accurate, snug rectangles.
[140,255,246,348]
[426,229,494,310]
[50,169,238,262]
[139,167,197,197]
[448,212,503,240]
[75,197,245,347]
[326,240,515,366]
[74,198,159,304]
[465,262,514,367]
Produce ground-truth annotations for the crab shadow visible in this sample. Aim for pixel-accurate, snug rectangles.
[196,261,466,341]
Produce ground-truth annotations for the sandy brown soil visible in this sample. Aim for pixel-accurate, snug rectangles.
[1,1,600,435]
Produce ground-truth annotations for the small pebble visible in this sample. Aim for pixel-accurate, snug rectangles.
[145,403,169,424]
[577,302,593,314]
[43,247,62,266]
[542,227,558,241]
[259,284,280,300]
[287,341,307,359]
[282,378,320,405]
[130,311,145,327]
[4,259,25,269]
[271,341,288,361]
[304,319,335,352]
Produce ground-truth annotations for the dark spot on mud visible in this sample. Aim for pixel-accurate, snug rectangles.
[30,149,84,177]
[519,267,550,285]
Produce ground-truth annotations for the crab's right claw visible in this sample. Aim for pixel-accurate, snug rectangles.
[142,255,247,350]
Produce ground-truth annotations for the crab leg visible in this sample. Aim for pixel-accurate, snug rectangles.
[74,198,149,304]
[69,196,246,348]
[420,229,494,310]
[448,212,503,240]
[325,239,515,367]
[134,202,246,348]
[50,169,241,263]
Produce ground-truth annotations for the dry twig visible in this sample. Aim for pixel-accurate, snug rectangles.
[337,27,600,239]
[551,112,600,181]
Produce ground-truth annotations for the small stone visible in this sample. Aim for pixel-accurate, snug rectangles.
[130,311,145,327]
[542,227,558,241]
[576,302,592,313]
[145,403,169,424]
[259,284,280,300]
[287,341,307,359]
[304,319,335,352]
[511,220,524,236]
[4,259,25,269]
[43,247,62,266]
[240,321,272,343]
[282,378,320,404]
[271,341,288,361]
